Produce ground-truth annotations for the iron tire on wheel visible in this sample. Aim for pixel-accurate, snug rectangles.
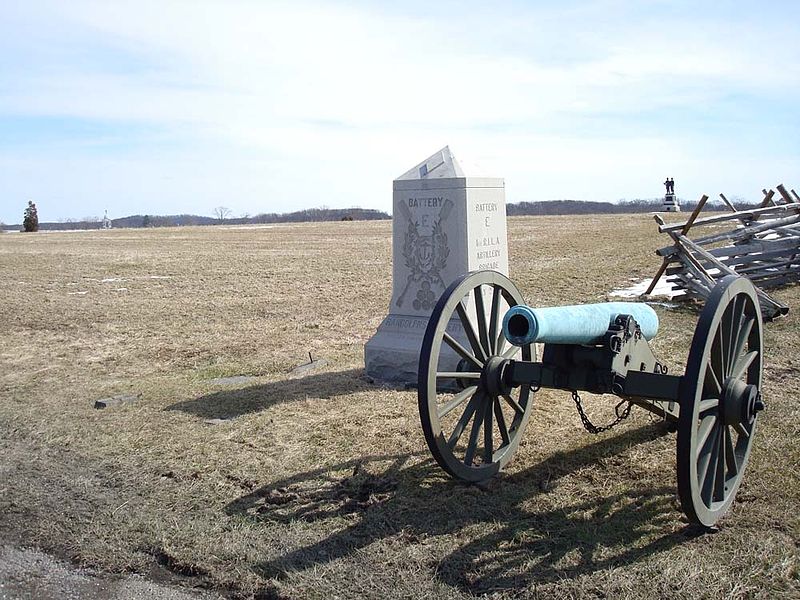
[418,270,534,483]
[677,275,763,527]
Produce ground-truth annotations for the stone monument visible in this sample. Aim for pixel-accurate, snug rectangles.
[364,146,509,385]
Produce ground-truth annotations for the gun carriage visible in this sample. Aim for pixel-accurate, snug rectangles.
[418,271,764,527]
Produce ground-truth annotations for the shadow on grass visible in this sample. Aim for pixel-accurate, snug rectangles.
[226,423,691,593]
[166,368,370,419]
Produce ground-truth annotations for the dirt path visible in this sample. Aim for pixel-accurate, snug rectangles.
[0,545,221,600]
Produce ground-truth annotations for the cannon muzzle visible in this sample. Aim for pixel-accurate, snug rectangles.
[502,302,659,346]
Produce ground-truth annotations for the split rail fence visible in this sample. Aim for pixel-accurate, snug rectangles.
[645,184,800,320]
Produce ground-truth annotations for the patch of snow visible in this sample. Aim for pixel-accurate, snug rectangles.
[147,275,171,279]
[611,277,679,298]
[114,287,128,292]
[101,277,124,283]
[68,291,89,295]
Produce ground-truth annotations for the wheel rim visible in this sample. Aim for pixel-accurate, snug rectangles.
[677,275,763,527]
[418,271,534,482]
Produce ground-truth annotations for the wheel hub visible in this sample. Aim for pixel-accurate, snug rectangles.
[481,356,511,397]
[721,377,763,426]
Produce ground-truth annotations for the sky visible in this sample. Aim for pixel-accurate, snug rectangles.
[1,0,798,223]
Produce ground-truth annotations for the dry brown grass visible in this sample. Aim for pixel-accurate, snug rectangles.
[1,215,798,599]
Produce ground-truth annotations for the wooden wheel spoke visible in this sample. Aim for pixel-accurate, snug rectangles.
[447,393,482,449]
[437,371,481,380]
[487,286,502,355]
[700,427,722,504]
[714,429,727,501]
[699,417,719,458]
[464,398,487,466]
[438,386,478,419]
[455,302,488,362]
[494,398,510,446]
[483,398,493,463]
[703,363,722,397]
[732,317,754,367]
[723,298,740,375]
[495,331,507,356]
[724,426,738,476]
[731,350,758,382]
[698,398,719,414]
[720,301,737,377]
[473,285,491,358]
[733,299,746,351]
[443,332,484,370]
[502,393,525,416]
[733,422,750,439]
[711,329,727,382]
[697,414,717,450]
[502,345,521,360]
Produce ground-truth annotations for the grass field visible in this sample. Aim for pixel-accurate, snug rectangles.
[1,215,798,599]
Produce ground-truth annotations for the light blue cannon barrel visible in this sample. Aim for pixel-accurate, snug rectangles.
[502,302,659,346]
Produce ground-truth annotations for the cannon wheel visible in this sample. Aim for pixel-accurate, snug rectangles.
[677,275,763,527]
[418,270,534,482]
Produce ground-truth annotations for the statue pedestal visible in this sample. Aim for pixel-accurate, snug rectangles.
[663,193,680,212]
[365,147,510,385]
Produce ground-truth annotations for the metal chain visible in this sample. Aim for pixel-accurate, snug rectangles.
[571,390,632,434]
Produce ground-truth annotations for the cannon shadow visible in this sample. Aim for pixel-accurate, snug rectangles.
[225,423,691,593]
[165,368,370,419]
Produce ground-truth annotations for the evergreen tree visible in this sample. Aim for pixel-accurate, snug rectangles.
[23,201,39,232]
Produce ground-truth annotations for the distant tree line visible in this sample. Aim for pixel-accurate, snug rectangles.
[249,207,388,223]
[506,197,758,216]
[4,206,390,231]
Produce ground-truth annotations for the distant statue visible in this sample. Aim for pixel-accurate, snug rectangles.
[664,177,675,195]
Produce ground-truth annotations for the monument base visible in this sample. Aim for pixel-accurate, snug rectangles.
[365,314,462,386]
[364,314,431,385]
[663,193,680,212]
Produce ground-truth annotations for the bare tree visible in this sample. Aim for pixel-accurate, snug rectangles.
[213,206,233,223]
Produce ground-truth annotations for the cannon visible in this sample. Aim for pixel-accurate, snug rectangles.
[417,270,764,527]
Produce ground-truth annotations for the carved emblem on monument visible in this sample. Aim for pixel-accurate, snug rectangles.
[396,198,453,309]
